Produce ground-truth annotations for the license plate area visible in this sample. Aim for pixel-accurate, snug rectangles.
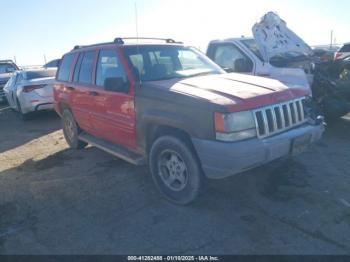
[291,134,312,156]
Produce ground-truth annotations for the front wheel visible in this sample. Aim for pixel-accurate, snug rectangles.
[149,135,203,205]
[62,109,87,149]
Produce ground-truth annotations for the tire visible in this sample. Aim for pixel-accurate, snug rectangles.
[62,109,87,149]
[149,135,203,205]
[16,98,30,121]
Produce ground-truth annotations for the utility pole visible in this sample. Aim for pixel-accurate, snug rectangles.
[330,30,333,49]
[44,54,47,64]
[13,56,17,64]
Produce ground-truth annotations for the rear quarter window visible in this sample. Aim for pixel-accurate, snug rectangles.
[57,53,75,82]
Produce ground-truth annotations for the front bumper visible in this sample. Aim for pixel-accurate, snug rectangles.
[192,123,324,179]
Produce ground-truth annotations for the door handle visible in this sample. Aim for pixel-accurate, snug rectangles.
[66,86,75,91]
[88,91,99,96]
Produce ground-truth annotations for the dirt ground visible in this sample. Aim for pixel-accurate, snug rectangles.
[1,102,350,255]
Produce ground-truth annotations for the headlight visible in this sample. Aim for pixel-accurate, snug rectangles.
[214,111,257,142]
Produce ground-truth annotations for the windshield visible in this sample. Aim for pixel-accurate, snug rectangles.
[0,63,16,74]
[240,39,264,61]
[25,69,57,80]
[122,45,224,81]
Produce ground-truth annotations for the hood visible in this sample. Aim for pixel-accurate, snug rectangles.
[143,73,308,112]
[252,12,313,62]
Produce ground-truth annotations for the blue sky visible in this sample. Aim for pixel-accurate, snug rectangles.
[1,0,350,65]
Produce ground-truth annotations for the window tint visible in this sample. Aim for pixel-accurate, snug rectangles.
[340,44,350,52]
[73,53,84,82]
[78,51,95,84]
[57,53,74,81]
[96,49,129,92]
[213,44,253,73]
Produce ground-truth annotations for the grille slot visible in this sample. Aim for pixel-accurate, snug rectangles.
[254,98,306,138]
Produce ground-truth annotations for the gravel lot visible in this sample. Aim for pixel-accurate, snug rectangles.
[1,102,350,255]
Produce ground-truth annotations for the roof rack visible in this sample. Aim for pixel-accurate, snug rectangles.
[73,37,182,50]
[113,37,182,44]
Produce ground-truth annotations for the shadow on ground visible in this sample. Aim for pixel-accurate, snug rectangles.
[0,103,61,153]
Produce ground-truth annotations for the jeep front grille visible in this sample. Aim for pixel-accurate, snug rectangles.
[253,98,306,138]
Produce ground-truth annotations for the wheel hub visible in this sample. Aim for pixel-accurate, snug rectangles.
[158,150,188,191]
[64,117,75,141]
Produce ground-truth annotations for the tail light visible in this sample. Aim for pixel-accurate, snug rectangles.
[334,52,342,60]
[23,84,46,93]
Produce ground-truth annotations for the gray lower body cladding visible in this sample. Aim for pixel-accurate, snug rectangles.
[192,123,324,179]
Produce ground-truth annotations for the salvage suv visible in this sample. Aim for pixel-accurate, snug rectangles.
[54,37,324,204]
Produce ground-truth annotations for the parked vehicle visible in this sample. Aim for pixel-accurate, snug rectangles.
[44,59,61,68]
[54,37,324,204]
[311,56,350,119]
[334,43,350,60]
[207,12,314,93]
[312,45,340,63]
[0,60,19,103]
[4,68,57,120]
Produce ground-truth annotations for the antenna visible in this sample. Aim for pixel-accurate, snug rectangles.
[135,2,139,41]
[134,1,142,86]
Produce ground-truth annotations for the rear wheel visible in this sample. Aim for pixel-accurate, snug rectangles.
[16,98,30,121]
[62,109,87,149]
[149,135,203,205]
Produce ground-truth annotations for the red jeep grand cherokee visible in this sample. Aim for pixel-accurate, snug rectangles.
[54,37,324,205]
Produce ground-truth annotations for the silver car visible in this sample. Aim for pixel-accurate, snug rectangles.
[4,68,57,120]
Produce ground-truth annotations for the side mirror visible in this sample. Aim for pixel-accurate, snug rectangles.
[104,77,129,93]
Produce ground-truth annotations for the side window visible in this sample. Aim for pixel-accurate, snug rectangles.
[96,49,129,93]
[213,44,253,73]
[73,53,84,82]
[78,51,95,84]
[57,53,75,81]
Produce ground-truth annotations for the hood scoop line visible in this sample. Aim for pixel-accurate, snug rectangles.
[221,76,277,91]
[179,82,245,102]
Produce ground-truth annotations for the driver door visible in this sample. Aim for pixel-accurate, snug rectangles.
[90,48,137,150]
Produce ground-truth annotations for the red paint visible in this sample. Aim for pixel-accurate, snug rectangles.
[225,88,309,113]
[54,45,138,152]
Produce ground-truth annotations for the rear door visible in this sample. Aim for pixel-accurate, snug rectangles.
[69,51,98,134]
[90,48,136,150]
